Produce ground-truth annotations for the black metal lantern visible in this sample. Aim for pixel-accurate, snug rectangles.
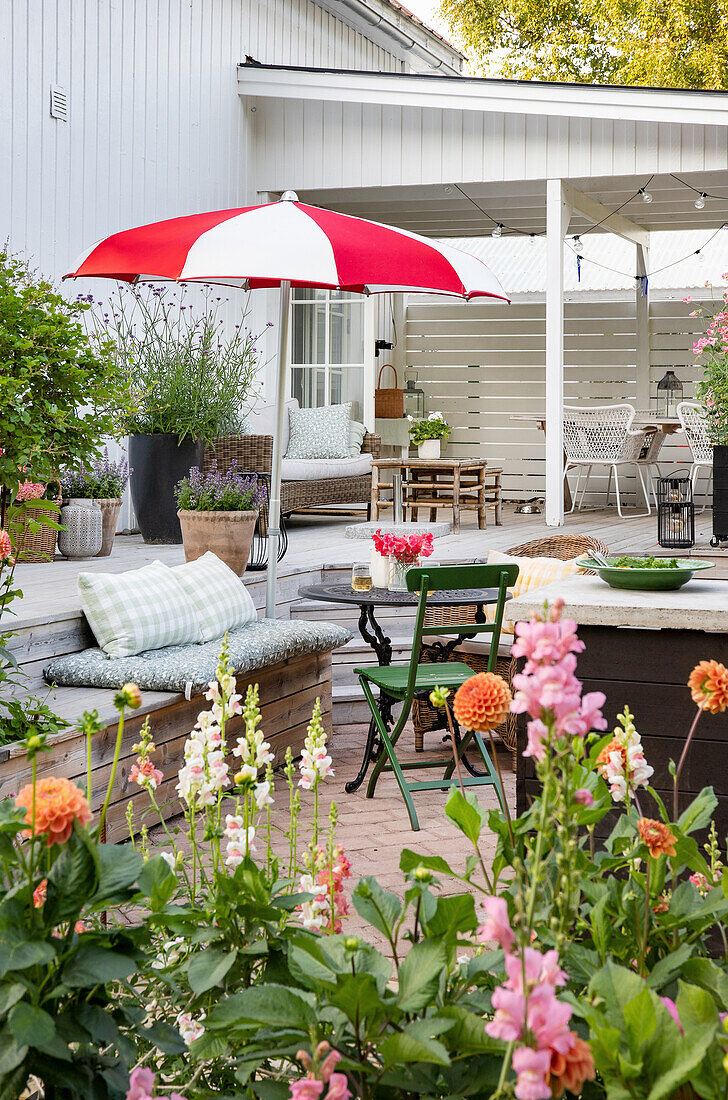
[657,472,695,549]
[653,370,684,418]
[403,370,426,420]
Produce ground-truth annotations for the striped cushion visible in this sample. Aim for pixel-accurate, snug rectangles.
[486,550,584,635]
[170,552,257,642]
[78,562,202,658]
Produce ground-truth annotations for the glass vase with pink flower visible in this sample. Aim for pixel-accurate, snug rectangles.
[371,529,435,592]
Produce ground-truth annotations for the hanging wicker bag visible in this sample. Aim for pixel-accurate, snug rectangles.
[374,363,404,419]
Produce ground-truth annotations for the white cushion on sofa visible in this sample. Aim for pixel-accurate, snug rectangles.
[170,552,257,642]
[280,454,373,481]
[246,398,299,453]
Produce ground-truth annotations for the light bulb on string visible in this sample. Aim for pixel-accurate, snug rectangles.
[695,193,707,210]
[696,249,705,264]
[639,188,653,203]
[573,235,583,251]
[491,223,503,239]
[529,234,537,246]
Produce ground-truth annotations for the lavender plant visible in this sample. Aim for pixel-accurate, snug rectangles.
[86,283,269,442]
[60,448,131,499]
[174,462,267,512]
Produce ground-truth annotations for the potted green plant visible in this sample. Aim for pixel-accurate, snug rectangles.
[0,250,122,535]
[407,410,452,459]
[96,285,265,544]
[60,451,131,557]
[175,463,267,575]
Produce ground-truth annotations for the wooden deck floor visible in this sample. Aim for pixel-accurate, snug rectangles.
[10,501,722,628]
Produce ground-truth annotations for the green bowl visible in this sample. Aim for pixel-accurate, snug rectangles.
[576,555,715,591]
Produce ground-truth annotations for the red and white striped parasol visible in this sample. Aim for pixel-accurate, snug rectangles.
[67,192,508,612]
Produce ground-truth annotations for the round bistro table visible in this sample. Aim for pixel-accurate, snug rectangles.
[298,583,503,793]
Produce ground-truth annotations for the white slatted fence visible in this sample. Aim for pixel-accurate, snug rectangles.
[405,292,712,507]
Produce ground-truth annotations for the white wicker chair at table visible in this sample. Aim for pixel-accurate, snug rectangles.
[677,401,713,512]
[563,404,655,518]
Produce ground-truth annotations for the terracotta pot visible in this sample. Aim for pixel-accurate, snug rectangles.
[177,510,258,576]
[95,498,122,557]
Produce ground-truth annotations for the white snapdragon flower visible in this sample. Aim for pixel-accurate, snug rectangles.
[597,706,654,804]
[254,779,273,810]
[177,1011,206,1046]
[298,700,333,790]
[297,873,327,931]
[159,851,176,871]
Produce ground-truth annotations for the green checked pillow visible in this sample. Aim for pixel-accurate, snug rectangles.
[285,402,352,460]
[78,562,202,657]
[171,552,257,642]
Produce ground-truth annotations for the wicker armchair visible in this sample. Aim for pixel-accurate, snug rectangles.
[204,432,381,519]
[411,533,610,769]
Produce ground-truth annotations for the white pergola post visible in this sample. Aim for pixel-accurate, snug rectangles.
[635,243,651,410]
[545,179,572,526]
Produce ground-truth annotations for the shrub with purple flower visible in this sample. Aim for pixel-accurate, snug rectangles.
[60,448,131,499]
[174,462,267,512]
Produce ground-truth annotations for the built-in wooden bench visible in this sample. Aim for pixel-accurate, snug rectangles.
[6,588,349,841]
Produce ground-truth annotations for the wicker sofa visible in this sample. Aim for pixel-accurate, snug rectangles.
[204,399,381,520]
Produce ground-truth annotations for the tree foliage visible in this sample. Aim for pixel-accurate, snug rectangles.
[0,249,122,504]
[439,0,728,88]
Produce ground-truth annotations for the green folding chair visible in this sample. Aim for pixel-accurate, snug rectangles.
[355,561,519,831]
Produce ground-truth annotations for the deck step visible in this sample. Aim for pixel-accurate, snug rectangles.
[332,636,413,687]
[332,683,377,725]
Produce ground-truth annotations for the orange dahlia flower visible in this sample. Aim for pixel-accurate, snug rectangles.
[549,1035,595,1098]
[16,777,92,846]
[638,817,677,860]
[595,737,627,770]
[688,659,728,714]
[453,672,512,733]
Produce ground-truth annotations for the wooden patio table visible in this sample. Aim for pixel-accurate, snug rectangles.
[371,456,492,533]
[507,572,728,837]
[510,412,683,511]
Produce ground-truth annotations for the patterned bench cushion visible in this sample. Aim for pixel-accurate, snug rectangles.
[44,618,352,697]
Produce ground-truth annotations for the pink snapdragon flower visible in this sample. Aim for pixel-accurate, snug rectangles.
[512,1047,552,1100]
[574,788,594,806]
[477,895,515,950]
[289,1081,325,1100]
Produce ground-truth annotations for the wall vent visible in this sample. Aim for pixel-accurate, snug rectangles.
[50,85,68,121]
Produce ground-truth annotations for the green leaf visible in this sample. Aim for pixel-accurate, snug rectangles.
[645,943,695,990]
[589,962,646,1026]
[0,937,54,979]
[399,849,455,877]
[678,787,717,835]
[437,1005,500,1052]
[7,1002,68,1060]
[62,944,137,987]
[623,987,656,1053]
[93,843,143,901]
[205,985,316,1032]
[0,1026,26,1076]
[187,946,237,994]
[681,957,728,1007]
[397,939,447,1012]
[137,855,177,910]
[0,985,26,1019]
[352,878,402,941]
[45,835,97,924]
[329,973,385,1024]
[423,893,477,939]
[445,787,487,845]
[380,1019,452,1067]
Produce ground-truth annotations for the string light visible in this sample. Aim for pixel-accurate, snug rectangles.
[572,235,583,250]
[695,193,707,210]
[491,223,503,239]
[639,187,653,203]
[696,248,705,263]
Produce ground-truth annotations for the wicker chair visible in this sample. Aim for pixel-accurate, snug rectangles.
[411,533,610,769]
[677,401,713,512]
[204,432,381,519]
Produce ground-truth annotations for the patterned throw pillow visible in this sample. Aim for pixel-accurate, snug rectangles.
[348,419,367,457]
[485,550,584,634]
[285,403,352,460]
[78,561,202,657]
[170,552,257,642]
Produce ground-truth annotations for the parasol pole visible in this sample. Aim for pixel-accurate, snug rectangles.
[265,276,291,618]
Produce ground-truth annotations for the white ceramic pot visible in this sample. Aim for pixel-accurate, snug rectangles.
[418,439,440,460]
[58,498,103,559]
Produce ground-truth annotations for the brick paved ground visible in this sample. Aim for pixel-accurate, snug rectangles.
[149,720,515,953]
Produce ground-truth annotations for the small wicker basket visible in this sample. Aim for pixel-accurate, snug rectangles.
[374,363,403,419]
[13,497,61,563]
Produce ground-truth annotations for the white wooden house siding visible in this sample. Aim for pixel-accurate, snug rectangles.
[405,293,711,506]
[250,101,728,194]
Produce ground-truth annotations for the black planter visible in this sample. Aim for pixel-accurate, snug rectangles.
[129,433,205,544]
[713,445,728,543]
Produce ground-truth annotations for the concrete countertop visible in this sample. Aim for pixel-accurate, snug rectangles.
[506,573,728,633]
